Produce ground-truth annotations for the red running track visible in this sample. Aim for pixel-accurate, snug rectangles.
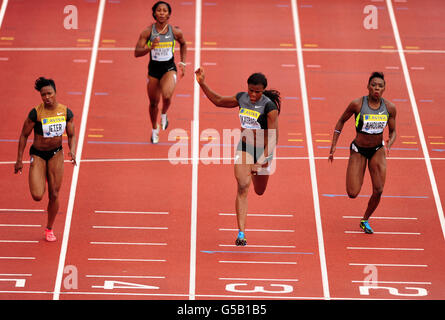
[0,0,444,300]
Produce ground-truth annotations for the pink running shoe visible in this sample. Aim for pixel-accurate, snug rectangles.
[45,228,56,242]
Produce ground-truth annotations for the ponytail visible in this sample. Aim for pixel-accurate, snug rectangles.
[264,89,281,115]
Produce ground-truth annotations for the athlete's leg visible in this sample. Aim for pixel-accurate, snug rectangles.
[159,71,177,115]
[46,150,64,230]
[251,169,270,196]
[363,147,386,220]
[346,150,367,198]
[234,150,254,233]
[147,76,161,129]
[28,155,47,202]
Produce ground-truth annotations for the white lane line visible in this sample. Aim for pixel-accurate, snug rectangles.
[0,274,32,277]
[219,228,294,232]
[2,47,445,54]
[2,156,444,166]
[343,216,417,220]
[90,242,167,246]
[92,226,167,230]
[0,240,39,243]
[347,247,424,251]
[292,0,330,300]
[53,0,107,301]
[0,0,8,29]
[352,280,431,285]
[86,275,165,279]
[386,0,445,241]
[219,213,294,217]
[219,277,299,282]
[188,0,202,301]
[219,244,296,248]
[0,209,44,212]
[219,260,297,265]
[88,258,166,262]
[0,224,41,227]
[94,210,168,215]
[0,257,35,260]
[345,231,421,235]
[349,263,428,268]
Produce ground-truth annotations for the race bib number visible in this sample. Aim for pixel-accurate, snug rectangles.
[239,108,261,129]
[362,114,388,134]
[151,41,174,61]
[42,116,66,138]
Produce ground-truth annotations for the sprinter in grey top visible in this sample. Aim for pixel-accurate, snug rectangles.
[134,1,187,144]
[329,72,397,234]
[195,68,280,246]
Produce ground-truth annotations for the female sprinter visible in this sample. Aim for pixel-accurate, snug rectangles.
[134,1,187,144]
[329,72,397,234]
[14,77,77,242]
[195,67,280,246]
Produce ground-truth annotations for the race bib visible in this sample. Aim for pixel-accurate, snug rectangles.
[362,114,388,134]
[151,41,174,61]
[42,116,66,138]
[239,108,261,129]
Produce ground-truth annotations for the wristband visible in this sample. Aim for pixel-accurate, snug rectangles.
[334,129,341,134]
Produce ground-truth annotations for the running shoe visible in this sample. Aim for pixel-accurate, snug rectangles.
[151,125,159,144]
[45,228,56,242]
[161,114,169,130]
[235,231,247,246]
[360,219,374,234]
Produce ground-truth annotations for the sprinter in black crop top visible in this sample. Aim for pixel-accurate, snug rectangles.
[14,77,77,242]
[329,72,397,234]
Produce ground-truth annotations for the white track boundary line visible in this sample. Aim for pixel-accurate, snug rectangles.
[386,0,445,241]
[291,0,330,299]
[2,47,445,54]
[188,0,202,301]
[0,0,8,29]
[1,156,445,166]
[52,0,106,300]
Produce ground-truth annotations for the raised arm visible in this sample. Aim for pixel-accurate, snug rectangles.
[194,67,239,108]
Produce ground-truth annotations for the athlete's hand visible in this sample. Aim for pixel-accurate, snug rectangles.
[194,67,205,84]
[385,139,391,156]
[178,63,186,78]
[328,147,336,162]
[68,152,77,166]
[14,160,23,174]
[151,36,160,49]
[251,161,269,175]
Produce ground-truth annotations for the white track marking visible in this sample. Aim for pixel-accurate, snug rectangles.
[0,0,8,29]
[189,0,202,301]
[2,47,445,54]
[386,0,445,240]
[349,263,428,268]
[292,0,330,299]
[219,260,297,265]
[94,210,168,215]
[347,247,424,251]
[219,277,299,282]
[53,0,106,300]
